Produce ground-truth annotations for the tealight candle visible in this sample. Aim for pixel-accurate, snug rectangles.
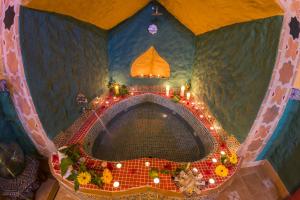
[153,177,160,184]
[192,167,198,173]
[113,181,120,188]
[186,92,191,100]
[212,158,217,163]
[180,85,185,97]
[220,151,226,155]
[145,161,150,167]
[209,178,215,184]
[166,85,170,97]
[114,85,119,95]
[200,114,204,118]
[116,163,122,168]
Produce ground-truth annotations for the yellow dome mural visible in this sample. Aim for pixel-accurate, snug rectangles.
[131,46,170,78]
[24,0,283,35]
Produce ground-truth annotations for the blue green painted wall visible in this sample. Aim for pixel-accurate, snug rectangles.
[259,98,300,193]
[0,90,36,155]
[192,16,283,142]
[19,7,108,139]
[108,3,195,87]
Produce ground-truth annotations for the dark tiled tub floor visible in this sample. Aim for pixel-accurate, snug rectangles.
[92,103,205,162]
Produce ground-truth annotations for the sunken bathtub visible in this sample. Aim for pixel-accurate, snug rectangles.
[83,94,216,162]
[50,92,239,198]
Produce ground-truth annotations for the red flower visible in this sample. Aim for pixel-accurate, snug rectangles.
[163,163,172,170]
[52,154,59,163]
[220,143,226,148]
[107,162,114,171]
[53,164,60,171]
[204,170,212,175]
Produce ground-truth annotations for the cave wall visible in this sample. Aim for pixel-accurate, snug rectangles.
[108,2,195,86]
[259,97,300,193]
[19,7,108,139]
[191,16,283,142]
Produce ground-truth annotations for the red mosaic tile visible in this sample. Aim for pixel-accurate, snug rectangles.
[51,91,239,194]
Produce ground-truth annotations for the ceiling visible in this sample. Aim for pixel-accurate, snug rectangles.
[24,0,283,35]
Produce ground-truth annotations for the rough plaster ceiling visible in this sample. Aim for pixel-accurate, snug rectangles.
[25,0,283,35]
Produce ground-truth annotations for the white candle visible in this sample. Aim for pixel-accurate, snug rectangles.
[186,92,191,100]
[153,178,160,184]
[180,85,185,97]
[145,161,150,167]
[113,181,120,188]
[209,178,215,184]
[116,163,122,168]
[166,85,170,97]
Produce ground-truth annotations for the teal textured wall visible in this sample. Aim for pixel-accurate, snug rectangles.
[0,90,37,155]
[108,3,195,87]
[192,16,283,142]
[262,99,300,193]
[19,7,108,139]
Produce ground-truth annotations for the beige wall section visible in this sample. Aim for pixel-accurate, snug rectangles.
[25,0,283,35]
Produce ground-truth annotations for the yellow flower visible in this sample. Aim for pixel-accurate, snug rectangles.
[101,168,113,184]
[215,165,229,177]
[229,153,238,164]
[77,172,91,185]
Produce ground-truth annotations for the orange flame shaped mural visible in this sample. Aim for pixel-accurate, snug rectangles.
[131,46,170,78]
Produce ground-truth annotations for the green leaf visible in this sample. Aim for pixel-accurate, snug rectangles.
[221,155,228,165]
[66,171,77,181]
[91,175,103,187]
[79,162,87,172]
[60,157,73,176]
[149,168,159,178]
[74,179,80,191]
[160,169,170,174]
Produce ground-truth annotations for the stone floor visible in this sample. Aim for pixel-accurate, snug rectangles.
[36,160,289,200]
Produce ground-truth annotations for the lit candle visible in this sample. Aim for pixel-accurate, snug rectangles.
[116,163,122,168]
[113,181,120,188]
[212,158,217,163]
[180,85,185,97]
[114,85,119,96]
[186,92,191,100]
[220,151,226,155]
[209,178,215,184]
[166,85,170,97]
[192,167,198,173]
[153,177,160,184]
[145,161,150,167]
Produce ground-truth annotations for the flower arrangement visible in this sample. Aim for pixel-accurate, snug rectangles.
[214,152,238,177]
[107,78,128,97]
[58,144,113,191]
